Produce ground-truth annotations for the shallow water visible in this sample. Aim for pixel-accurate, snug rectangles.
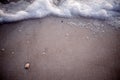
[0,0,120,24]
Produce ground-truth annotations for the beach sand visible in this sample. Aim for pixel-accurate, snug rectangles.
[0,16,120,80]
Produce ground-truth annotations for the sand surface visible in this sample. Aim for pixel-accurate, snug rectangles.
[0,16,120,80]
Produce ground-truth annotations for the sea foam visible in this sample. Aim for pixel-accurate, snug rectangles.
[0,0,120,22]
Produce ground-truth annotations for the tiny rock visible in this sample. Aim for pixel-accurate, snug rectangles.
[24,62,30,69]
[42,51,46,55]
[11,51,15,54]
[1,48,5,52]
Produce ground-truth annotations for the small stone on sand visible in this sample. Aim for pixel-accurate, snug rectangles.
[1,48,5,52]
[42,51,46,55]
[24,62,30,69]
[11,51,15,54]
[42,48,47,55]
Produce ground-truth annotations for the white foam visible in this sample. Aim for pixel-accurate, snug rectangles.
[0,0,120,22]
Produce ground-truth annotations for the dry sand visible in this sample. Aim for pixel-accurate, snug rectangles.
[0,16,120,80]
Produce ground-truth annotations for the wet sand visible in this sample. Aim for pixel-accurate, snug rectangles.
[0,16,120,80]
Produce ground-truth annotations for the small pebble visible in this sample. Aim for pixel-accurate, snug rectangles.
[11,51,15,54]
[42,48,47,55]
[1,48,5,52]
[24,62,30,69]
[42,51,46,55]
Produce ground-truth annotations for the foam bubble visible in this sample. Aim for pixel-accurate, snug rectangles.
[0,0,120,22]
